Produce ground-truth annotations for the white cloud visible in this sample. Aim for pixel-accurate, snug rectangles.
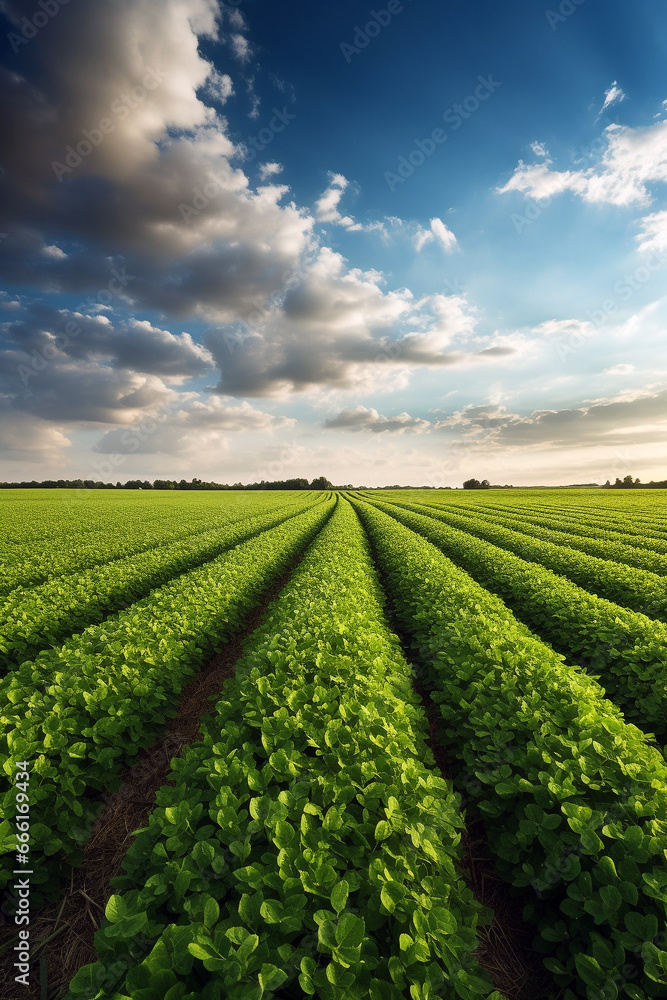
[498,118,667,207]
[42,245,67,260]
[530,141,549,158]
[204,69,234,104]
[93,397,293,455]
[636,210,667,252]
[532,318,596,339]
[258,162,283,180]
[603,363,635,375]
[599,80,627,116]
[414,218,458,253]
[314,173,361,230]
[230,33,250,62]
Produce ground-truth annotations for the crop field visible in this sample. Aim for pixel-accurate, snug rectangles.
[1,487,667,1000]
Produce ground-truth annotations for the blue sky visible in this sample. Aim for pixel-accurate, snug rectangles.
[0,0,666,485]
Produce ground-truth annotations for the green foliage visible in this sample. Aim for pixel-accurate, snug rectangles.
[386,496,667,619]
[67,500,494,1000]
[0,500,333,900]
[367,496,667,738]
[0,495,321,666]
[351,496,667,1000]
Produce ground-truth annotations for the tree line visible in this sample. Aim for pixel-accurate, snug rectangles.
[0,476,334,491]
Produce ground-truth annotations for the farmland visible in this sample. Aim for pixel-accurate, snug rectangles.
[1,487,667,1000]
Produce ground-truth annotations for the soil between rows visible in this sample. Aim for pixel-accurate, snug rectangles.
[0,562,299,1000]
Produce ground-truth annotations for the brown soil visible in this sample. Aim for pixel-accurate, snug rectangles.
[414,679,556,1000]
[0,568,292,1000]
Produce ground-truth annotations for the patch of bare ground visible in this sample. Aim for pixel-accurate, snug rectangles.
[0,565,296,1000]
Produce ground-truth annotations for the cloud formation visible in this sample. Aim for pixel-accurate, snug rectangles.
[436,386,667,450]
[498,117,667,207]
[414,218,458,252]
[598,80,627,117]
[324,406,431,434]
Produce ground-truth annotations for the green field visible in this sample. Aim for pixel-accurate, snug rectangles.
[1,488,667,1000]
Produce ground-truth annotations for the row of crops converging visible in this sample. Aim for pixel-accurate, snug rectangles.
[1,488,666,1000]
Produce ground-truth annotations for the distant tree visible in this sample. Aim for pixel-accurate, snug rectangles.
[463,478,481,490]
[623,475,634,486]
[310,476,333,489]
[480,479,491,488]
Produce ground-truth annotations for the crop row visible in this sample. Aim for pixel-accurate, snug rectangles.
[426,496,667,552]
[517,502,667,535]
[67,498,499,1000]
[0,493,293,595]
[363,496,667,741]
[350,496,667,1000]
[381,497,667,620]
[0,495,321,669]
[367,494,667,576]
[0,501,334,900]
[434,499,667,553]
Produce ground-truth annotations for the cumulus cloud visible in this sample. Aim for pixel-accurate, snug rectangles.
[324,406,431,434]
[435,386,667,450]
[204,69,234,104]
[314,173,364,231]
[0,0,314,321]
[0,400,71,463]
[93,397,294,455]
[258,162,283,180]
[636,210,667,252]
[3,303,214,379]
[203,249,504,397]
[498,118,667,207]
[414,218,458,253]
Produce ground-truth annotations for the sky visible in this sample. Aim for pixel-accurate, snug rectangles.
[0,0,666,487]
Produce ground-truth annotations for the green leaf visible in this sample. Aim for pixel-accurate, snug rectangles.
[331,880,349,915]
[104,895,126,923]
[375,820,391,841]
[204,896,220,929]
[336,912,365,950]
[260,900,283,924]
[258,964,288,992]
[574,954,605,989]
